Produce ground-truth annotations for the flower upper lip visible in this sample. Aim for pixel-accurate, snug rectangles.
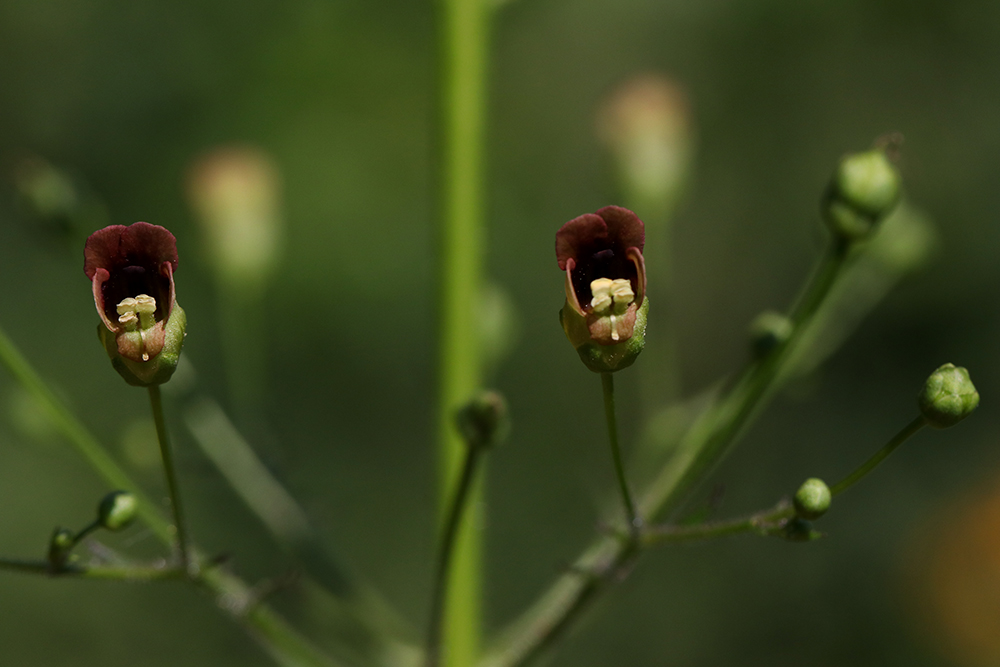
[555,205,646,317]
[84,222,179,334]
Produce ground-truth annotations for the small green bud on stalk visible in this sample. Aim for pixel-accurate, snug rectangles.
[793,478,832,520]
[749,310,793,359]
[97,491,138,531]
[456,391,509,450]
[48,527,75,568]
[919,363,980,429]
[822,147,901,242]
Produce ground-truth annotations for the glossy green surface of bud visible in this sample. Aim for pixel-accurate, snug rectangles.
[48,527,75,566]
[749,310,793,359]
[456,390,509,450]
[563,296,649,373]
[919,363,980,429]
[97,491,138,531]
[822,149,901,242]
[793,478,832,520]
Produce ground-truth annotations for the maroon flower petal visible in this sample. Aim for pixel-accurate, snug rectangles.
[595,205,644,253]
[556,213,607,270]
[120,222,179,272]
[84,222,180,331]
[84,225,129,280]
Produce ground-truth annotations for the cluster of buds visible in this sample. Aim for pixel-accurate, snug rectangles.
[84,222,186,386]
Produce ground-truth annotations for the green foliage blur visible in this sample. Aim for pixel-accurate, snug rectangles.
[1,1,999,665]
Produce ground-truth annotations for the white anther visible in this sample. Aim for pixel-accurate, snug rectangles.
[117,298,137,316]
[590,278,614,312]
[133,294,156,314]
[610,279,634,304]
[118,312,139,330]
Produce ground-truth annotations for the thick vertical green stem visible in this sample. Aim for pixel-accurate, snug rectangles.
[148,384,190,572]
[600,373,639,530]
[436,0,490,665]
[426,446,485,667]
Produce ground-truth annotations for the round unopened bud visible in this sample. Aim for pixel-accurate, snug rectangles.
[97,490,138,531]
[749,310,793,359]
[918,363,980,429]
[793,478,831,520]
[48,527,75,565]
[822,149,901,241]
[456,390,509,450]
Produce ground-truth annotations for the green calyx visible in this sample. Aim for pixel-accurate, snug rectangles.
[793,478,831,520]
[99,305,186,386]
[822,149,901,242]
[97,490,138,531]
[561,297,648,373]
[918,363,980,429]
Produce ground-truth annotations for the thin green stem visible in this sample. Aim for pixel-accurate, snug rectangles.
[0,324,340,667]
[0,325,172,543]
[0,557,185,581]
[426,445,485,667]
[148,384,190,573]
[435,0,492,664]
[70,520,101,549]
[647,242,849,522]
[644,500,794,545]
[601,373,639,531]
[830,416,927,496]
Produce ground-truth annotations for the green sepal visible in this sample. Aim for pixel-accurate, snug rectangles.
[98,305,187,387]
[561,297,649,373]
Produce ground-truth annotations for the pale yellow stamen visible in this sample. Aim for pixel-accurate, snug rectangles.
[134,294,157,330]
[118,312,139,332]
[590,278,614,312]
[117,298,137,316]
[589,278,636,342]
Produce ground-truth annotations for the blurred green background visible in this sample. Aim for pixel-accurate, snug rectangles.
[2,0,1000,665]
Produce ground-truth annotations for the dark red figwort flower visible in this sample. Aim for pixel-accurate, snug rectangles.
[556,206,647,348]
[84,222,181,369]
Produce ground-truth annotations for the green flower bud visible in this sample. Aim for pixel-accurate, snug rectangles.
[456,390,509,450]
[822,148,901,242]
[749,310,793,359]
[97,491,138,531]
[783,518,821,542]
[918,363,980,429]
[793,478,831,520]
[48,527,75,567]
